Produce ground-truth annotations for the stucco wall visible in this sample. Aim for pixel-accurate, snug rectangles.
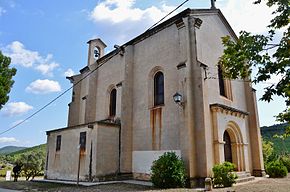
[95,55,125,121]
[195,13,247,111]
[132,150,181,174]
[132,24,182,151]
[46,126,93,181]
[95,125,120,176]
[46,123,119,181]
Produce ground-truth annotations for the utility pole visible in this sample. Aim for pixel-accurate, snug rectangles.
[211,0,216,9]
[77,144,81,186]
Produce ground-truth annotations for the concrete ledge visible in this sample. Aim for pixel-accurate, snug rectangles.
[32,178,153,187]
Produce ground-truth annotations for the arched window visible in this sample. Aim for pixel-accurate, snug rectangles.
[109,88,117,117]
[218,65,226,97]
[218,65,233,100]
[154,72,164,106]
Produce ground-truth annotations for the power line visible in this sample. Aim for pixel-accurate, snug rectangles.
[0,0,191,136]
[147,0,189,31]
[0,62,104,136]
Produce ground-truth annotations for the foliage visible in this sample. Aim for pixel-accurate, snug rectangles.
[279,155,290,172]
[9,144,46,157]
[262,138,274,162]
[0,51,17,109]
[150,152,186,189]
[212,162,238,188]
[0,144,46,179]
[16,150,45,180]
[0,164,13,177]
[218,0,289,136]
[261,123,290,155]
[266,160,288,178]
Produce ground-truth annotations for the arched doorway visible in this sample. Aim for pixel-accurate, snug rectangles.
[223,131,232,163]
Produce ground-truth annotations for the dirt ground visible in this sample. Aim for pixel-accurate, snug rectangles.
[0,174,289,192]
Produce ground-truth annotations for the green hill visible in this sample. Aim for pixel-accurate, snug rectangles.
[260,123,290,155]
[8,144,46,157]
[0,146,27,155]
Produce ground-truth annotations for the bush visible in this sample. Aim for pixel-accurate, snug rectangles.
[262,139,274,163]
[150,152,186,189]
[266,160,288,178]
[279,155,290,172]
[212,162,238,188]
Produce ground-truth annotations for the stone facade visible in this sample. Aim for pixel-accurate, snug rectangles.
[45,8,265,184]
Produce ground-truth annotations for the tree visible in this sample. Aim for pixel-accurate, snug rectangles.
[262,138,274,163]
[0,51,17,109]
[17,150,45,180]
[219,0,289,136]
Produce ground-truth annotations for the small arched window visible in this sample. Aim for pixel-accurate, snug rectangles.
[109,88,117,117]
[154,72,164,106]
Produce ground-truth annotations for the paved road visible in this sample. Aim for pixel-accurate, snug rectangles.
[0,188,21,192]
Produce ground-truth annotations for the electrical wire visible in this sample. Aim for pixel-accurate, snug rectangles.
[147,0,189,31]
[0,0,191,135]
[0,62,104,135]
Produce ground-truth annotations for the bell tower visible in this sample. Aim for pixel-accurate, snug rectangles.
[87,38,107,66]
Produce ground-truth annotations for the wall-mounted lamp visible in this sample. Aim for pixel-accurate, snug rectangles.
[173,92,184,107]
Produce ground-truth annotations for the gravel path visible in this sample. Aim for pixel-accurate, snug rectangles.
[0,174,290,191]
[212,174,290,192]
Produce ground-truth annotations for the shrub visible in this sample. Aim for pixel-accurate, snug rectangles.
[266,160,288,178]
[150,152,186,189]
[212,162,238,188]
[279,155,290,172]
[262,139,274,163]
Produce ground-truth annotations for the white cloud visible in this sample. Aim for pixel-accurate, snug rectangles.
[26,79,61,94]
[4,41,41,67]
[64,68,75,77]
[35,62,59,76]
[3,41,60,75]
[90,0,174,24]
[0,137,18,143]
[0,7,6,16]
[89,1,176,46]
[2,102,33,117]
[218,0,275,34]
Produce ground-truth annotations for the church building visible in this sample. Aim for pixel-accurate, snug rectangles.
[45,8,265,185]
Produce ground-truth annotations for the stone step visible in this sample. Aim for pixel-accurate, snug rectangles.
[236,172,251,179]
[235,172,255,183]
[236,175,255,183]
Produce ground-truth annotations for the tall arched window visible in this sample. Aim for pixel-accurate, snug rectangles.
[154,72,164,106]
[218,65,233,100]
[218,65,226,97]
[109,88,117,117]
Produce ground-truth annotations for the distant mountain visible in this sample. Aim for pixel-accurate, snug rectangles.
[261,123,290,155]
[0,146,27,155]
[8,144,46,157]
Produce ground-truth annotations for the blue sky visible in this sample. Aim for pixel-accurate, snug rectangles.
[0,0,286,148]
